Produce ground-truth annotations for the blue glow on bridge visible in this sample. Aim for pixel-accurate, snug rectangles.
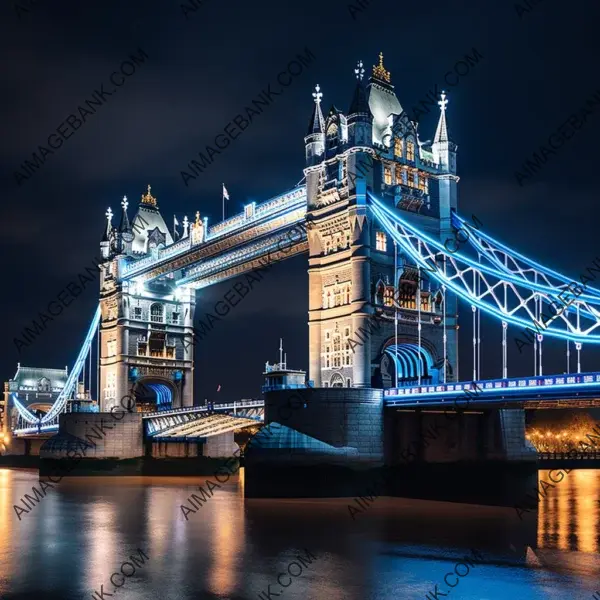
[384,371,600,407]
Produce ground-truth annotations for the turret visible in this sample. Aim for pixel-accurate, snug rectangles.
[304,84,325,168]
[116,196,134,255]
[347,60,371,147]
[431,91,457,174]
[431,92,459,230]
[100,207,113,260]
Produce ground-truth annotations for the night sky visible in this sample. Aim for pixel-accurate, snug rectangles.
[2,0,600,404]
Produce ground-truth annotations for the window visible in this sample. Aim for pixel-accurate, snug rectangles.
[107,340,117,357]
[347,378,351,387]
[412,172,418,188]
[335,289,342,307]
[394,138,403,157]
[171,311,181,324]
[375,282,385,305]
[37,377,50,392]
[376,231,387,252]
[333,336,341,353]
[326,331,330,340]
[384,165,392,185]
[150,303,164,323]
[345,285,351,304]
[344,327,350,337]
[339,159,347,181]
[384,287,395,307]
[418,174,427,192]
[407,140,415,162]
[132,307,142,320]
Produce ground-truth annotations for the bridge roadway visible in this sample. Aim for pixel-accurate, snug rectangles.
[383,371,600,409]
[144,399,264,439]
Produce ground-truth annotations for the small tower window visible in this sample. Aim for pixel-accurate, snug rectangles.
[407,141,415,162]
[375,281,385,305]
[384,165,392,185]
[394,138,403,158]
[150,303,164,323]
[376,231,387,252]
[132,307,142,321]
[418,174,427,192]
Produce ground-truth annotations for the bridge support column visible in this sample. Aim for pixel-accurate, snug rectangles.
[385,407,537,507]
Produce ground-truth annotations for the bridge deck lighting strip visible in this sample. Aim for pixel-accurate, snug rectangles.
[384,372,600,400]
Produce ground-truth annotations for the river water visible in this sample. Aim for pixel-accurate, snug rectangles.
[0,467,599,599]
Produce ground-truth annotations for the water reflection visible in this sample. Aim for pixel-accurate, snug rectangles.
[0,468,600,599]
[538,469,600,553]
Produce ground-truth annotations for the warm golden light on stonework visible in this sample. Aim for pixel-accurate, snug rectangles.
[141,184,157,207]
[372,52,391,83]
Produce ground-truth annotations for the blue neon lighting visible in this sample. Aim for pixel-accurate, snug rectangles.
[368,195,600,344]
[384,371,600,402]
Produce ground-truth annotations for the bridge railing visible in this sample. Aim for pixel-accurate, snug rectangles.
[538,451,600,460]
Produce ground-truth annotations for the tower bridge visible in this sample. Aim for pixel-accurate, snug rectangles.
[5,54,600,496]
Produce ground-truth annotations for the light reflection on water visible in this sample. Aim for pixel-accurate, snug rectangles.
[538,468,600,553]
[0,468,599,599]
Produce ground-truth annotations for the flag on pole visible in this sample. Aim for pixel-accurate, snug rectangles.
[222,184,229,201]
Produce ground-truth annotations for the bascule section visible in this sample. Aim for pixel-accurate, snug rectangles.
[98,188,196,412]
[304,55,459,390]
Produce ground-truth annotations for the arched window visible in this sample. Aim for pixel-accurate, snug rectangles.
[150,303,164,323]
[375,281,385,305]
[345,285,351,304]
[398,281,416,309]
[394,137,403,158]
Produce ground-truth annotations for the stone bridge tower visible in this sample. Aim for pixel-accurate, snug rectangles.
[98,187,195,412]
[304,55,459,389]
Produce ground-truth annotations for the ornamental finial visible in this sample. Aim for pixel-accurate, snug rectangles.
[141,184,157,207]
[312,84,322,105]
[106,207,113,223]
[438,90,448,112]
[355,60,365,81]
[195,211,201,226]
[121,195,128,211]
[372,52,391,83]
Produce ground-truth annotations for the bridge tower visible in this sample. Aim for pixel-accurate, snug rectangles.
[304,55,459,389]
[98,187,196,412]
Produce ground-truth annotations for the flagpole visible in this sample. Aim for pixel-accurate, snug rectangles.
[222,183,225,222]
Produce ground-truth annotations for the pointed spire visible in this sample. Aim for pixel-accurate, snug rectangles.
[434,91,449,144]
[119,195,131,233]
[102,207,113,242]
[307,84,325,135]
[349,60,370,115]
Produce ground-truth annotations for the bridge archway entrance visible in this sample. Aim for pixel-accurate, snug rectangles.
[134,378,176,412]
[382,344,439,387]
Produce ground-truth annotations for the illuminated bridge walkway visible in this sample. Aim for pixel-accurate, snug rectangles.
[144,399,264,441]
[383,371,600,409]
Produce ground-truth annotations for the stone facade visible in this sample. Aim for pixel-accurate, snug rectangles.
[304,56,459,390]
